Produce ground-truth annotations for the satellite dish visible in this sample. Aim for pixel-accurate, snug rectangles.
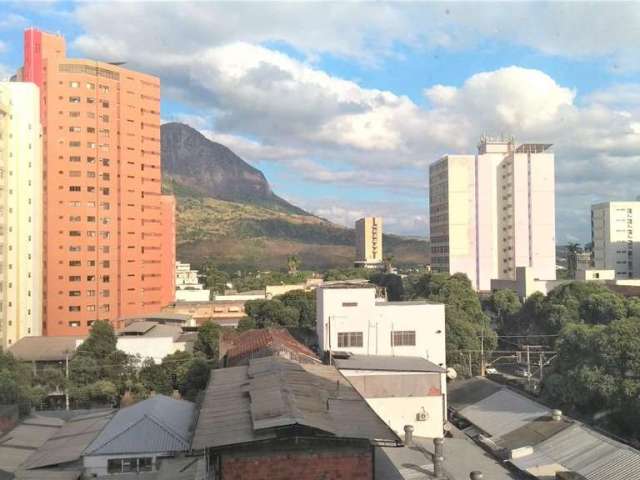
[446,367,457,380]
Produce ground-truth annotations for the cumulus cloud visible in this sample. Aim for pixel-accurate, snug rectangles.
[68,2,640,240]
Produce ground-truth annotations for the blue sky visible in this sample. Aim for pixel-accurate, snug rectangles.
[2,2,640,242]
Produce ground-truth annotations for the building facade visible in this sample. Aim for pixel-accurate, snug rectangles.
[316,283,446,367]
[591,201,640,279]
[429,136,556,291]
[355,217,383,267]
[0,82,43,349]
[175,261,209,302]
[20,28,175,336]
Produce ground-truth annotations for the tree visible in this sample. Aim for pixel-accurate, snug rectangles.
[180,357,211,401]
[76,320,117,360]
[579,291,626,325]
[383,256,395,274]
[236,316,257,332]
[287,255,300,275]
[370,273,404,301]
[566,242,580,279]
[139,358,173,395]
[244,299,299,328]
[201,260,229,295]
[276,290,316,328]
[193,321,222,360]
[486,289,521,332]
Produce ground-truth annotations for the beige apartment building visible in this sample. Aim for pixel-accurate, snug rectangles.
[0,82,44,348]
[355,217,383,268]
[429,136,556,291]
[592,201,640,279]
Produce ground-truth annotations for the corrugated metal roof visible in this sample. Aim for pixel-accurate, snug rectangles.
[83,395,194,456]
[447,377,503,411]
[512,424,640,480]
[15,470,82,480]
[459,388,549,438]
[22,411,113,469]
[9,337,84,362]
[191,357,401,450]
[334,354,445,373]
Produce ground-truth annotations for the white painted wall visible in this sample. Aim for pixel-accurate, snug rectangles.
[316,287,446,367]
[0,82,43,349]
[84,452,167,476]
[175,289,210,302]
[116,337,186,364]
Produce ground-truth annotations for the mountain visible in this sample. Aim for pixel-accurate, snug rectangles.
[161,123,429,271]
[161,123,307,214]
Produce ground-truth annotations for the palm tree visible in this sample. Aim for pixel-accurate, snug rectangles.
[287,255,300,275]
[383,255,395,273]
[566,242,580,279]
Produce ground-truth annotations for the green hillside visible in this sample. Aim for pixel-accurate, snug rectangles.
[164,179,429,272]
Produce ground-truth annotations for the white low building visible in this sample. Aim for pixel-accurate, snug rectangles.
[116,321,193,363]
[335,354,447,438]
[83,395,195,476]
[175,261,210,302]
[316,283,446,367]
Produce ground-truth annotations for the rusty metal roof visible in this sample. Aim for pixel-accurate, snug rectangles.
[225,329,319,365]
[191,357,401,450]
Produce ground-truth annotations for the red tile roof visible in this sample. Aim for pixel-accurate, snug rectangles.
[225,328,318,363]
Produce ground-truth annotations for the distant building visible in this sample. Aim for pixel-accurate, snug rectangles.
[265,277,323,299]
[316,283,446,367]
[355,217,384,268]
[175,261,210,302]
[191,357,401,480]
[591,201,640,279]
[429,136,556,291]
[220,328,320,367]
[163,300,248,327]
[335,354,447,438]
[0,82,43,349]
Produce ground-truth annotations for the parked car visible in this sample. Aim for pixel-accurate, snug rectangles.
[485,367,498,375]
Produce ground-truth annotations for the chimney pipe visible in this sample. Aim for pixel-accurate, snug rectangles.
[433,437,444,479]
[403,425,414,446]
[470,472,483,480]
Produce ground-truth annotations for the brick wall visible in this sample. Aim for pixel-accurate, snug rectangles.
[221,449,372,480]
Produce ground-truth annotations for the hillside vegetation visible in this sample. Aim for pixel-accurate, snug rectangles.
[165,180,428,272]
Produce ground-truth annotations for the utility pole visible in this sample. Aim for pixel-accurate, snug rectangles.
[65,353,70,411]
[480,323,485,376]
[526,345,531,390]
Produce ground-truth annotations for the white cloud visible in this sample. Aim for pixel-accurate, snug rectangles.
[0,13,27,30]
[69,3,640,239]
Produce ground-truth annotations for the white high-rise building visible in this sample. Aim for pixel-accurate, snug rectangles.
[591,202,640,279]
[0,82,43,349]
[429,136,556,291]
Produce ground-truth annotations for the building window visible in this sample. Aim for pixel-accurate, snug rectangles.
[69,260,81,266]
[69,155,81,162]
[108,457,152,474]
[69,96,81,103]
[68,306,81,312]
[69,321,81,327]
[342,302,358,307]
[69,81,80,88]
[69,276,81,282]
[337,332,363,348]
[391,331,416,347]
[69,291,81,297]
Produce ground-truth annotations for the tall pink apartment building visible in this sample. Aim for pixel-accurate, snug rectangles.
[429,136,556,291]
[20,28,176,336]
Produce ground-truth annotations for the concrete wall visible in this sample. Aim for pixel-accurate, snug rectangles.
[175,289,210,302]
[316,287,446,367]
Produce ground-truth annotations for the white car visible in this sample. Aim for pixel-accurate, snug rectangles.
[485,367,498,375]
